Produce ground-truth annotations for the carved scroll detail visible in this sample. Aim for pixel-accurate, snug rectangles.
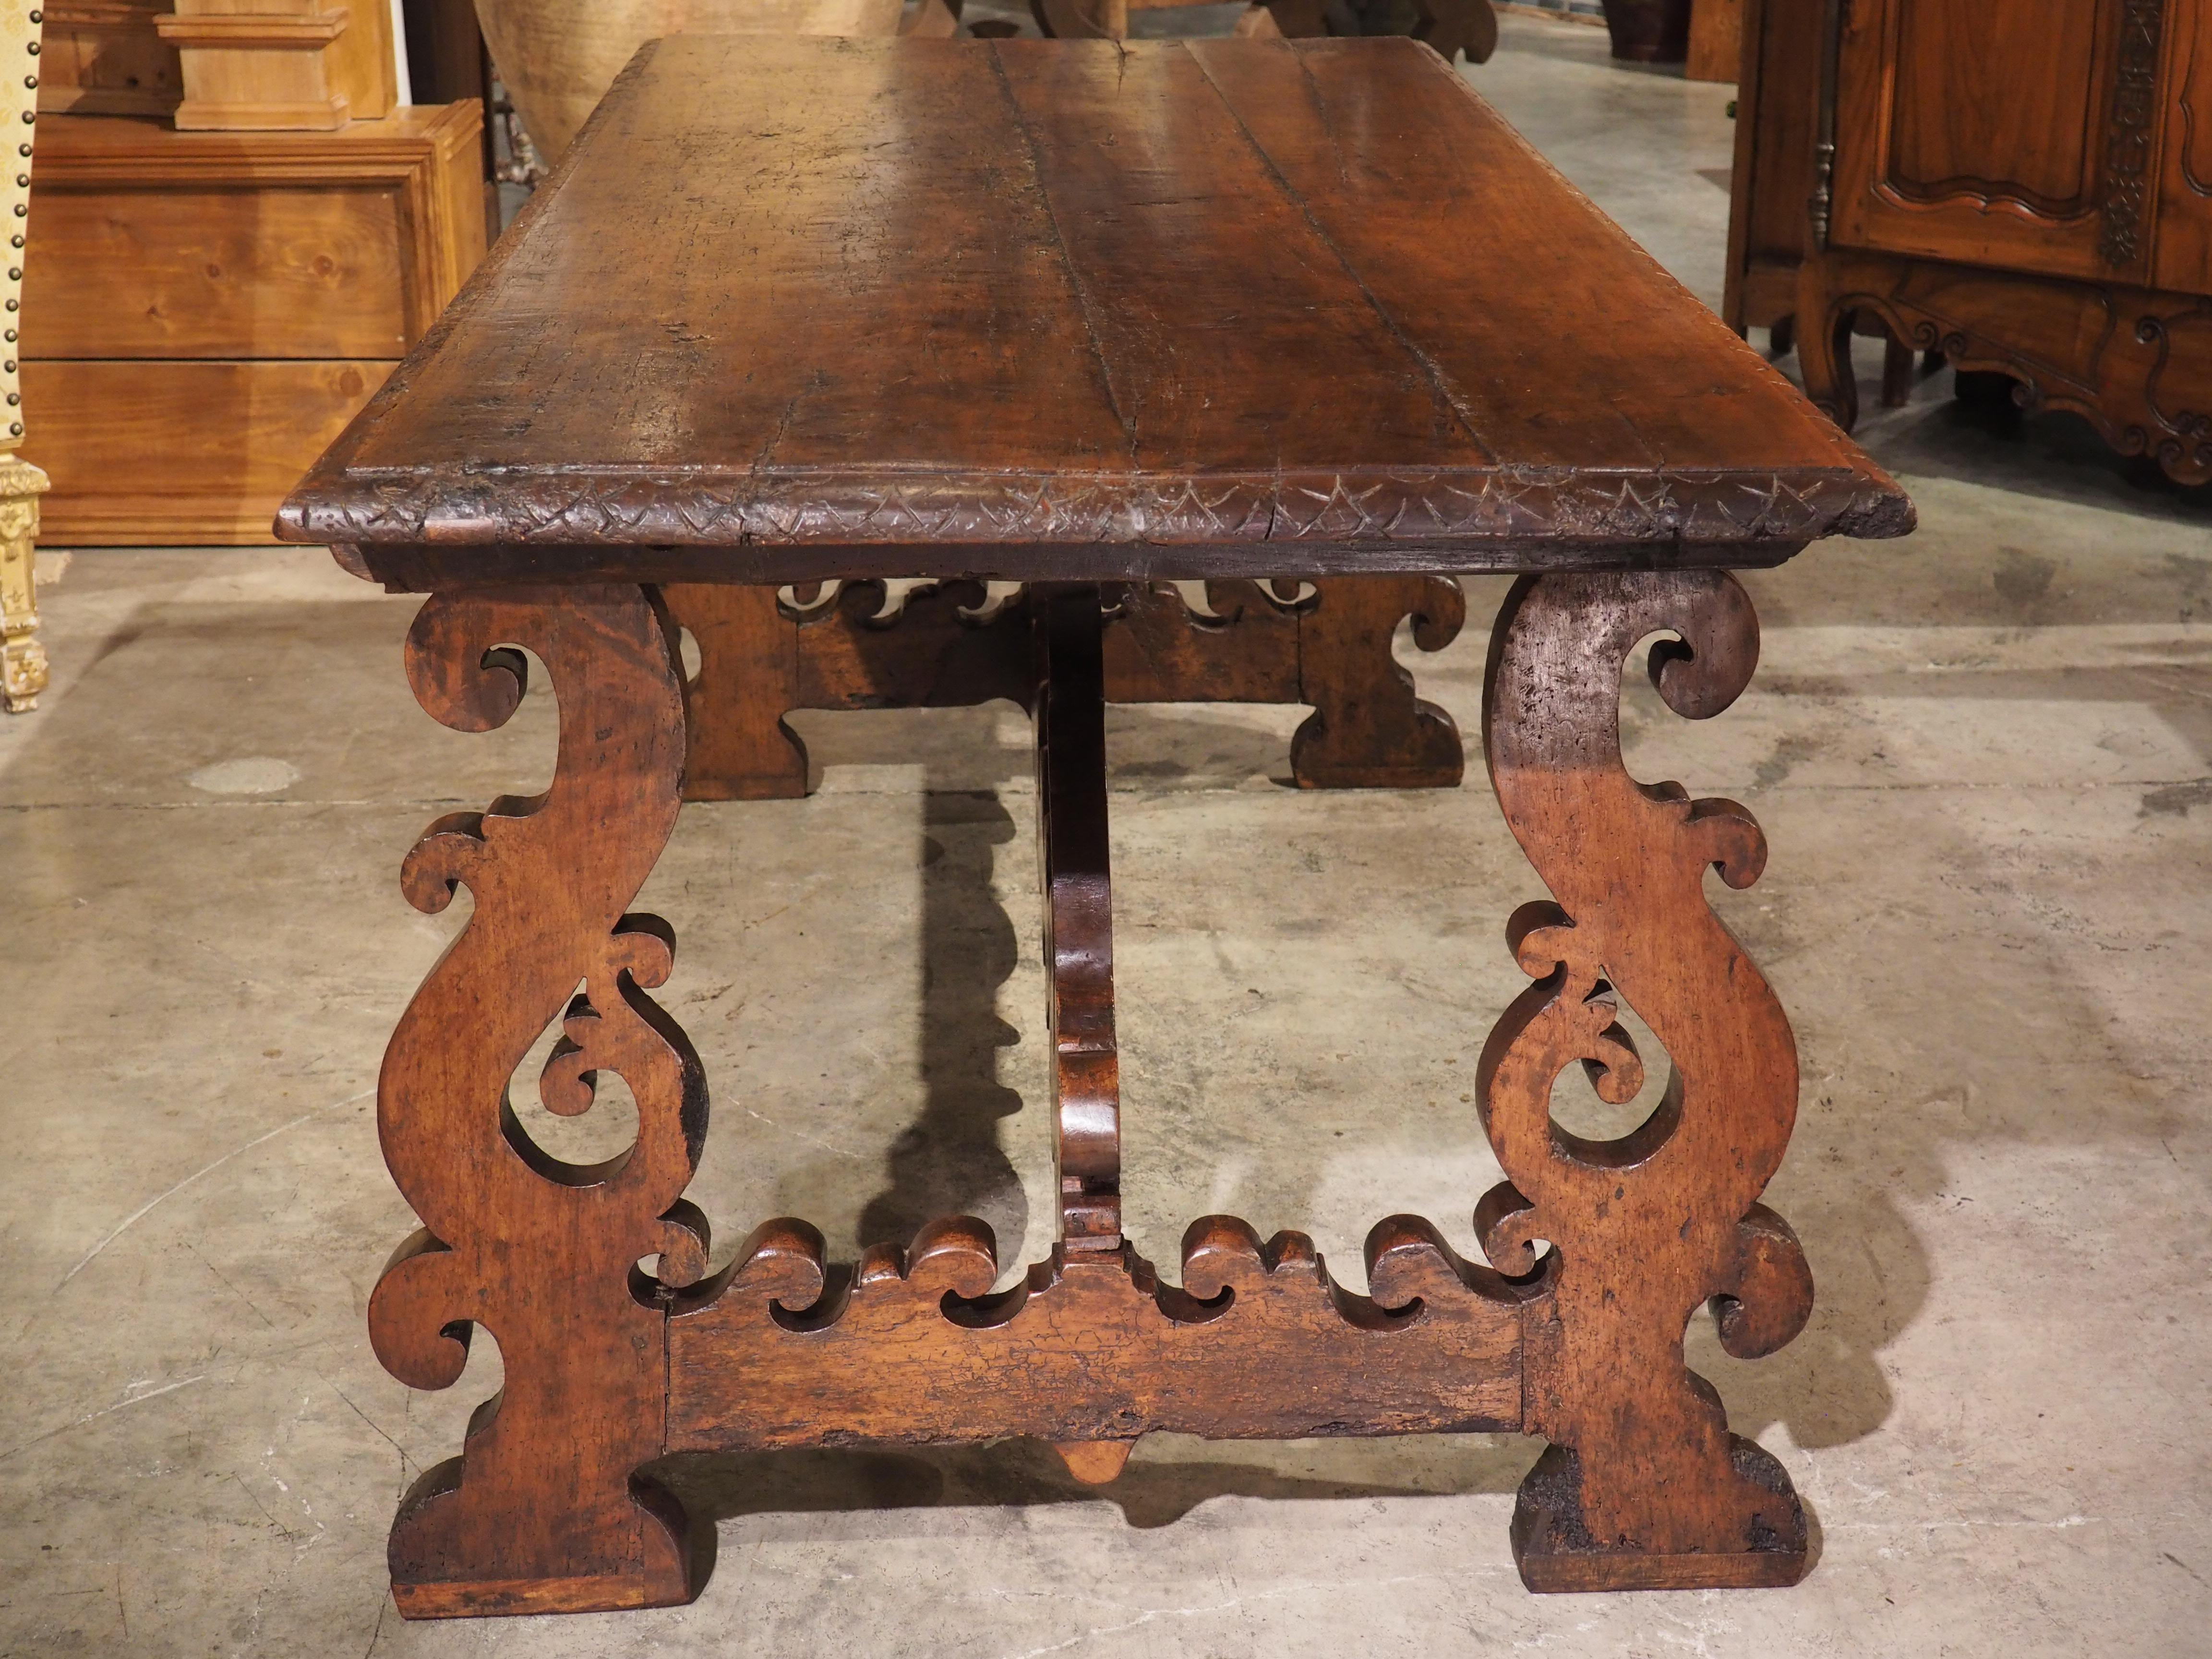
[667,576,1464,802]
[1796,246,2212,486]
[665,1211,1524,1452]
[1477,570,1813,1590]
[2101,0,2167,269]
[1291,574,1465,789]
[368,584,709,1617]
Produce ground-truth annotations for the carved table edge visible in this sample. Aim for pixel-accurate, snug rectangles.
[320,536,1829,591]
[279,464,1911,560]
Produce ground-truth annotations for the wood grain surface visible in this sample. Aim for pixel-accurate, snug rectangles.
[367,565,1821,1613]
[277,36,1910,576]
[1478,568,1811,1589]
[664,1215,1527,1454]
[664,576,1464,800]
[25,359,393,546]
[25,183,412,360]
[369,585,710,1616]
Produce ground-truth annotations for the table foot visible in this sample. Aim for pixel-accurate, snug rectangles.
[1055,1439,1136,1483]
[1476,569,1813,1592]
[1511,1439,1806,1592]
[371,585,712,1618]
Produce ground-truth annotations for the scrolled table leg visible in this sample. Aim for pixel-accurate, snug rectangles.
[370,582,710,1618]
[1477,569,1815,1592]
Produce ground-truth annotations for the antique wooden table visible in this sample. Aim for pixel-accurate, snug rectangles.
[277,34,1912,1619]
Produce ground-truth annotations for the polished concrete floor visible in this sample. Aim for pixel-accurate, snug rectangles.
[6,14,2212,1657]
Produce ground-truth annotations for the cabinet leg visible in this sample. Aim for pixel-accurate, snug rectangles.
[370,584,711,1616]
[1795,259,1859,432]
[1880,332,1915,408]
[0,456,49,713]
[1476,570,1814,1591]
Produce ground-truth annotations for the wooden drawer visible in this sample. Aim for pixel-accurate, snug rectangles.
[25,183,412,359]
[24,358,392,544]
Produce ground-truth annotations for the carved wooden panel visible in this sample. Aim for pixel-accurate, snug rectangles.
[1797,244,2212,483]
[2155,0,2212,292]
[1831,0,2165,285]
[664,1216,1526,1455]
[367,569,1823,1616]
[664,577,1465,803]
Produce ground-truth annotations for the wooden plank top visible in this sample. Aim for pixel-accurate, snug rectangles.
[277,36,1912,585]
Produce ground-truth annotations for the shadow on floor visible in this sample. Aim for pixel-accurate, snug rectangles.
[856,783,1031,1252]
[1779,355,2212,527]
[646,1432,1539,1530]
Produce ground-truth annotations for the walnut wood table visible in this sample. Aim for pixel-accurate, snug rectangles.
[277,34,1912,1619]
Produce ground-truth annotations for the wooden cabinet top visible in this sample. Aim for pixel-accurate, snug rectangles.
[278,36,1911,584]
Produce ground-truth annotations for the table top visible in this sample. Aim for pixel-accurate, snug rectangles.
[278,35,1912,588]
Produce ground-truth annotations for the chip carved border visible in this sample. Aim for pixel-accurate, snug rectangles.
[278,465,1913,551]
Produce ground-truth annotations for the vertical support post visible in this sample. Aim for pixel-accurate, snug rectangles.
[1033,583,1121,1256]
[662,582,807,800]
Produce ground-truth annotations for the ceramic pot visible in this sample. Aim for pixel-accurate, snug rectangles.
[1598,0,1689,62]
[476,0,902,160]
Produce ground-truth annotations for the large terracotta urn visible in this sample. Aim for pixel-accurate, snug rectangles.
[477,0,903,160]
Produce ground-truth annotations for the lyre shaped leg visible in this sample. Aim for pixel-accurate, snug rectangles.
[368,583,710,1617]
[1476,569,1815,1591]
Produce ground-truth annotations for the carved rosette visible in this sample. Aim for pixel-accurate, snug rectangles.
[1476,569,1814,1588]
[367,584,710,1615]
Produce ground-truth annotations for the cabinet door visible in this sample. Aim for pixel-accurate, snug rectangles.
[1830,0,2169,286]
[2155,0,2212,293]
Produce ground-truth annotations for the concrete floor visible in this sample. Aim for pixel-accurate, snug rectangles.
[7,14,2212,1656]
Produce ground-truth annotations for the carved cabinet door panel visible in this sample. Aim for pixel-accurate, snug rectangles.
[2154,0,2212,292]
[1831,0,2170,286]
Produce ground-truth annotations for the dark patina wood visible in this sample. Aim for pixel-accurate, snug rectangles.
[367,586,709,1617]
[662,576,1467,800]
[283,36,1904,582]
[1479,569,1815,1589]
[277,35,1911,1622]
